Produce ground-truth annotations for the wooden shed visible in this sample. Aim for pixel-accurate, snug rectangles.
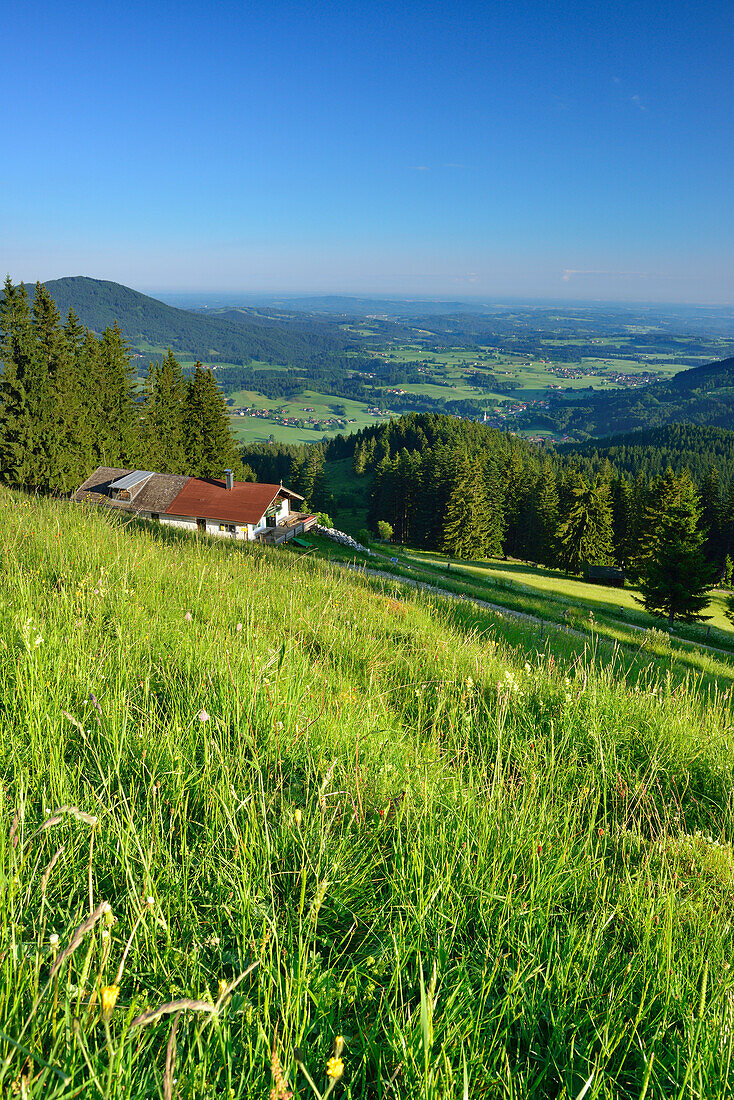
[585,564,625,588]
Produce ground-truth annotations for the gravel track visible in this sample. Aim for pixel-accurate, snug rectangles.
[335,559,732,661]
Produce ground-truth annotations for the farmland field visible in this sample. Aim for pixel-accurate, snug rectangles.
[136,304,734,446]
[227,390,390,446]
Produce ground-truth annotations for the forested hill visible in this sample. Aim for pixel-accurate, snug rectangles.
[549,355,734,436]
[562,423,734,486]
[244,411,734,573]
[25,277,355,365]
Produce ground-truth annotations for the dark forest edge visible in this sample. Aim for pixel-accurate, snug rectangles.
[0,279,248,494]
[243,414,734,626]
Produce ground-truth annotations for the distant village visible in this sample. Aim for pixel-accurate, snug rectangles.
[232,405,361,433]
[227,352,665,443]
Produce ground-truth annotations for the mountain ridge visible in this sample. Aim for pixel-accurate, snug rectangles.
[23,276,354,365]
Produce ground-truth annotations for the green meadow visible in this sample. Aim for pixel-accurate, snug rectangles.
[393,549,734,636]
[227,390,388,446]
[3,489,734,1097]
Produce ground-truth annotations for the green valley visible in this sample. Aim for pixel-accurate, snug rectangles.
[23,278,734,446]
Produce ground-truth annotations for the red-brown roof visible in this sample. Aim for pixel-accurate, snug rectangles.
[166,478,301,525]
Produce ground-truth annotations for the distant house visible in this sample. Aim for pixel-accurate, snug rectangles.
[74,467,316,545]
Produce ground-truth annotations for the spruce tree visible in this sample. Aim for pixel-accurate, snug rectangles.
[623,471,651,580]
[298,447,327,509]
[353,441,367,475]
[441,455,491,560]
[27,282,65,490]
[47,309,95,492]
[416,442,457,549]
[610,475,633,569]
[93,323,139,467]
[0,280,43,488]
[700,465,723,565]
[141,350,187,472]
[637,468,714,625]
[531,460,559,565]
[556,474,615,575]
[389,449,423,545]
[183,363,243,479]
[502,446,529,558]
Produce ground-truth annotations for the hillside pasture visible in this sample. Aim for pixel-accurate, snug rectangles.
[2,491,734,1096]
[388,546,734,655]
[228,390,388,446]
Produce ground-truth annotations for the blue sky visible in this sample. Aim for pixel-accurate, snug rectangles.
[3,0,733,302]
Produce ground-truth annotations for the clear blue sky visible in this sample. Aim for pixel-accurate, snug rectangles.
[4,0,733,303]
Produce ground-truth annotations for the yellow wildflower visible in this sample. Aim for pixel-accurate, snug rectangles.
[326,1056,344,1080]
[100,984,120,1019]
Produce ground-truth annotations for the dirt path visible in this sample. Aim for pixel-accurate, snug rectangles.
[336,559,732,661]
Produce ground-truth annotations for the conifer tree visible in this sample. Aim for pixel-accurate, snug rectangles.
[298,447,327,509]
[141,350,187,472]
[441,455,491,560]
[288,455,303,495]
[389,449,423,545]
[27,282,66,490]
[183,363,243,479]
[531,460,559,565]
[92,323,140,467]
[637,468,714,625]
[0,280,44,488]
[610,475,633,569]
[353,441,367,475]
[622,471,651,579]
[700,465,723,565]
[502,446,529,558]
[47,309,95,492]
[415,442,456,549]
[368,450,394,532]
[720,479,734,571]
[375,436,391,465]
[556,474,614,575]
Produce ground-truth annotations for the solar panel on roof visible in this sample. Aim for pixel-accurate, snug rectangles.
[109,471,156,490]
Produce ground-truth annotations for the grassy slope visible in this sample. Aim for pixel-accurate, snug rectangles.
[302,536,734,693]
[3,491,734,1097]
[395,548,734,646]
[228,391,386,447]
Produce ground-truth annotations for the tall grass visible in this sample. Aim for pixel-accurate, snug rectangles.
[345,544,734,690]
[1,488,734,1097]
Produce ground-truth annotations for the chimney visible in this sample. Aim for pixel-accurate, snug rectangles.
[225,469,234,491]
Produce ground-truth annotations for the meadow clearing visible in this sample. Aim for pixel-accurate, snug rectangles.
[2,490,734,1097]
